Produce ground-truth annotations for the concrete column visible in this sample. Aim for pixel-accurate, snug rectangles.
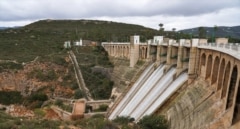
[122,46,124,57]
[156,45,161,61]
[176,39,185,76]
[188,39,199,81]
[130,44,139,67]
[108,44,112,56]
[140,47,143,59]
[120,46,122,57]
[159,45,166,63]
[147,40,151,59]
[117,46,119,57]
[110,45,112,56]
[115,45,117,57]
[154,36,163,64]
[177,39,185,69]
[127,46,130,59]
[111,45,116,57]
[130,36,140,67]
[166,40,173,65]
[123,46,125,57]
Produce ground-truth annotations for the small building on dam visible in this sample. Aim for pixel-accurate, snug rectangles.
[102,36,240,129]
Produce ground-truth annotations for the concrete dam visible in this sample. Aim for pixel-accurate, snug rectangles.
[102,36,240,129]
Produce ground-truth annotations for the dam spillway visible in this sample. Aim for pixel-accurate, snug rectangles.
[108,63,188,121]
[118,64,165,117]
[108,63,155,119]
[141,72,188,119]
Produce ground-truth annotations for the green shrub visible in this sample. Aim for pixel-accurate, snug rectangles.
[137,115,168,129]
[70,82,79,90]
[79,114,119,129]
[74,89,83,99]
[0,91,23,105]
[113,116,133,125]
[29,93,48,102]
[94,104,108,112]
[34,108,46,118]
[55,99,63,106]
[45,69,57,81]
[53,56,67,66]
[28,68,57,81]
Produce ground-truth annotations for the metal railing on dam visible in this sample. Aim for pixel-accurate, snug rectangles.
[198,43,240,60]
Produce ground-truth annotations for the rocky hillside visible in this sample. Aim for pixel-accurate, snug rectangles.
[0,57,76,98]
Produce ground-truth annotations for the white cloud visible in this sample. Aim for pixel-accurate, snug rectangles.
[0,0,239,29]
[88,7,240,30]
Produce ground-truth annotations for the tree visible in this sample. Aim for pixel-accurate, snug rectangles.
[159,23,164,35]
[214,25,218,37]
[138,115,168,129]
[74,89,83,99]
[198,27,206,38]
[172,28,176,39]
[159,23,163,29]
[211,25,218,42]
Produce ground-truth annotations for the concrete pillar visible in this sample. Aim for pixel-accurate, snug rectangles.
[156,46,161,61]
[130,35,140,67]
[159,45,166,63]
[188,39,199,81]
[147,40,151,59]
[176,39,185,76]
[110,45,113,56]
[124,46,126,57]
[166,40,173,65]
[117,46,119,57]
[155,36,163,63]
[127,47,129,59]
[177,39,185,69]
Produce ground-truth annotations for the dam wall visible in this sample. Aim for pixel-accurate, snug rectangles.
[103,36,240,128]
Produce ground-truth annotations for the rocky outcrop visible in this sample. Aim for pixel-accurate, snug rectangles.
[6,105,34,117]
[0,61,74,98]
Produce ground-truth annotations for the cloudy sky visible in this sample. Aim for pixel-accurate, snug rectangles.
[0,0,240,30]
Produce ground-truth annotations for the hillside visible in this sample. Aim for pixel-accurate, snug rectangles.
[0,20,153,127]
[0,19,159,63]
[179,26,240,42]
[25,20,159,42]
